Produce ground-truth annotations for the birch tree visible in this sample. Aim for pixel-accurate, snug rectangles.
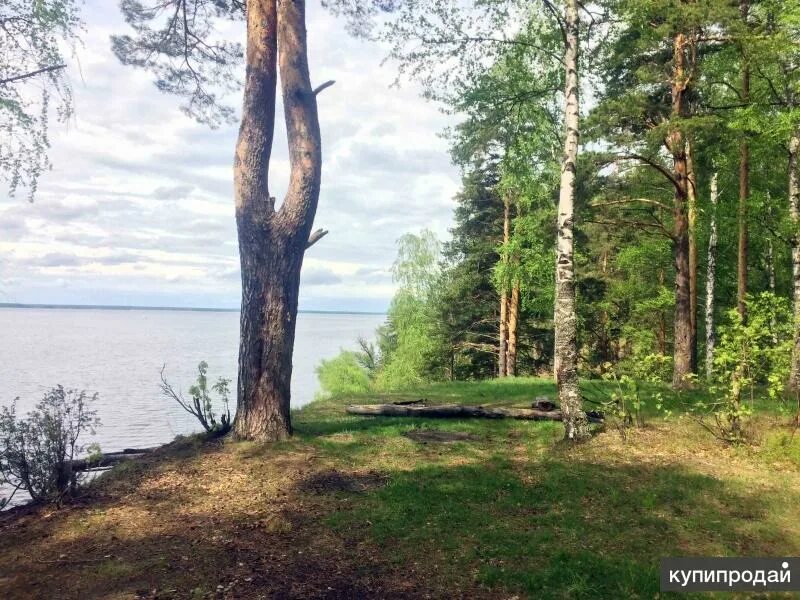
[554,0,588,439]
[0,0,81,200]
[705,171,719,381]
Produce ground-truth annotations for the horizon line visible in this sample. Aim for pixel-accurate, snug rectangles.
[0,302,387,316]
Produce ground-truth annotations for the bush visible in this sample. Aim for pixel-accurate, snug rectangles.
[695,293,793,443]
[159,362,232,436]
[316,351,373,398]
[0,387,100,506]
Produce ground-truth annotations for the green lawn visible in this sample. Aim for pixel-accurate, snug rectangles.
[2,377,800,598]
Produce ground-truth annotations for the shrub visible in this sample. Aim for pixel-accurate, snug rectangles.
[0,386,100,506]
[694,293,792,443]
[316,351,372,398]
[159,361,232,437]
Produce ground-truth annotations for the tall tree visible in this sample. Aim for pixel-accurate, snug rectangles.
[0,0,81,200]
[737,0,751,320]
[705,171,719,381]
[554,0,588,440]
[114,0,330,441]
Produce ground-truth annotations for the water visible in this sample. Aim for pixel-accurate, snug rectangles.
[0,307,384,452]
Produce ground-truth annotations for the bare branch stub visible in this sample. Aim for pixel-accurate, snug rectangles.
[313,80,335,95]
[307,228,329,248]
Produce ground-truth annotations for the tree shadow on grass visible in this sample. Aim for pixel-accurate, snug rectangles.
[0,437,437,599]
[327,457,798,599]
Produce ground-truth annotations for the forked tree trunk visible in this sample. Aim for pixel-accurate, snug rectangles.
[705,172,719,382]
[788,132,800,397]
[233,0,324,441]
[686,140,699,371]
[668,32,693,390]
[507,280,520,376]
[554,0,589,441]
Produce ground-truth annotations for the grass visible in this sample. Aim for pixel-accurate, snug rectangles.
[2,377,800,598]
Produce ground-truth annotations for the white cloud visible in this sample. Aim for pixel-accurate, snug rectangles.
[0,1,460,311]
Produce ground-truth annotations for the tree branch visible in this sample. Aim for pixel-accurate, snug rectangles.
[0,63,66,86]
[618,153,682,193]
[590,198,671,211]
[306,228,328,249]
[313,80,335,95]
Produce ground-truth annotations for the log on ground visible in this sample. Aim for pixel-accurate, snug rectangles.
[345,403,603,423]
[70,447,156,471]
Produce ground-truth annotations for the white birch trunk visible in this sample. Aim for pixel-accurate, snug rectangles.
[554,0,588,441]
[705,172,718,382]
[788,133,800,396]
[766,193,777,344]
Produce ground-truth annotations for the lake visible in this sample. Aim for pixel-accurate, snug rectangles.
[0,307,385,452]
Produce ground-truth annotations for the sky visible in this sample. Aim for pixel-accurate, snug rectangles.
[0,1,461,313]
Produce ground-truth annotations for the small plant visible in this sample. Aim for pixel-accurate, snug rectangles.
[159,362,232,437]
[0,387,100,506]
[594,365,646,437]
[691,293,791,443]
[316,350,373,398]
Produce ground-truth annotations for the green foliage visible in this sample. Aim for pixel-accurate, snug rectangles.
[692,293,794,442]
[0,386,100,506]
[376,231,450,389]
[316,351,373,398]
[112,0,244,127]
[0,0,82,199]
[159,362,231,436]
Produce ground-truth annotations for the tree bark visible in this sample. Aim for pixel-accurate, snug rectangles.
[705,172,719,382]
[737,0,750,320]
[498,196,510,377]
[686,140,699,372]
[766,194,778,344]
[499,291,508,377]
[233,0,323,441]
[668,32,693,390]
[788,132,800,397]
[507,280,520,376]
[554,0,589,441]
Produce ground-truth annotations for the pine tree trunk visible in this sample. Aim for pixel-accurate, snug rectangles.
[686,140,699,372]
[507,280,520,376]
[499,290,508,378]
[554,0,589,441]
[738,139,749,319]
[669,32,693,390]
[498,196,510,377]
[705,172,719,382]
[738,0,750,320]
[233,0,323,441]
[788,132,800,397]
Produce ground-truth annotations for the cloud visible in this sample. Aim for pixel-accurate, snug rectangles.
[152,185,195,200]
[0,0,460,310]
[301,266,342,286]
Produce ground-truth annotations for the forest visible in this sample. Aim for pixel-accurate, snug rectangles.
[315,0,800,443]
[4,0,800,598]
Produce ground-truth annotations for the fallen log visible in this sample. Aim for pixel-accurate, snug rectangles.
[345,403,604,423]
[69,447,156,472]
